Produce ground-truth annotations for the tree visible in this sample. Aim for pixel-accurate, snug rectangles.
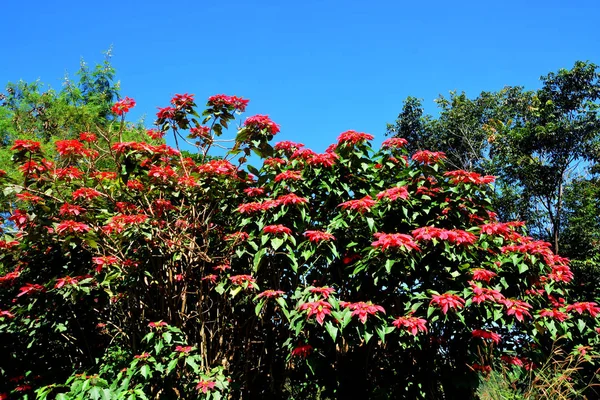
[1,91,598,399]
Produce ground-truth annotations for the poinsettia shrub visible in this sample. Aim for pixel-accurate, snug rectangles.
[0,93,598,399]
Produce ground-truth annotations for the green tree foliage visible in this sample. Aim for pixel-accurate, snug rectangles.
[387,61,600,263]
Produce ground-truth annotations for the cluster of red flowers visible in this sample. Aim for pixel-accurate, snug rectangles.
[223,231,249,242]
[256,289,285,299]
[229,274,257,288]
[274,141,304,152]
[340,301,385,324]
[470,282,505,305]
[479,221,524,240]
[148,165,177,182]
[207,94,249,112]
[274,170,302,182]
[566,302,600,317]
[376,186,409,201]
[56,220,91,235]
[244,115,280,136]
[471,269,497,283]
[309,287,336,298]
[291,344,313,358]
[102,214,148,234]
[501,299,532,322]
[306,152,338,168]
[381,137,408,148]
[263,157,287,168]
[72,187,103,201]
[189,126,211,139]
[111,97,136,115]
[444,170,495,185]
[338,195,376,214]
[15,192,43,203]
[412,226,477,246]
[538,308,569,321]
[304,230,335,243]
[392,315,428,335]
[299,300,332,325]
[171,93,195,108]
[471,329,501,344]
[59,203,86,217]
[196,160,237,176]
[430,293,465,314]
[337,130,374,145]
[11,139,42,153]
[263,225,292,236]
[371,232,420,252]
[79,132,97,142]
[56,166,84,180]
[56,140,94,158]
[411,150,446,165]
[237,194,309,214]
[196,379,216,394]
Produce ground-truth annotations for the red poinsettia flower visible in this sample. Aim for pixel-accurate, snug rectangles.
[111,97,136,115]
[196,379,216,394]
[392,315,428,335]
[342,301,385,324]
[299,300,332,325]
[430,293,465,314]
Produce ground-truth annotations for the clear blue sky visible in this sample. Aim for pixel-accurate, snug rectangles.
[1,0,599,152]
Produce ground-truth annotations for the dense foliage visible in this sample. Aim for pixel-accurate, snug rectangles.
[1,89,599,399]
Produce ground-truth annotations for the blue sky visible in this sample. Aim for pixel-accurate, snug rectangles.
[2,0,599,152]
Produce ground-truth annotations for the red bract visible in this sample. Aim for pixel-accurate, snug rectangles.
[11,139,41,153]
[337,130,374,145]
[274,141,304,152]
[538,308,569,322]
[291,344,313,358]
[306,152,337,168]
[54,276,79,289]
[55,140,87,157]
[376,186,409,201]
[237,202,263,214]
[291,148,317,160]
[79,132,97,142]
[411,150,446,164]
[444,170,496,185]
[501,355,525,367]
[392,315,428,335]
[274,170,303,182]
[263,157,286,167]
[0,310,15,318]
[244,187,265,197]
[229,275,257,288]
[196,160,237,176]
[213,264,231,273]
[565,302,600,317]
[309,287,336,298]
[17,283,45,297]
[412,226,477,246]
[256,290,285,299]
[342,301,385,324]
[175,345,194,353]
[56,220,91,235]
[207,94,249,112]
[156,106,176,120]
[196,379,216,394]
[470,283,505,304]
[8,209,29,229]
[430,293,465,314]
[111,97,136,115]
[372,233,420,252]
[15,192,43,203]
[299,300,332,325]
[304,230,335,243]
[244,115,280,135]
[338,195,376,214]
[224,231,249,242]
[276,193,309,206]
[381,137,408,148]
[263,225,292,236]
[171,93,195,108]
[72,188,103,201]
[501,299,532,322]
[471,269,497,283]
[56,166,84,180]
[92,256,119,273]
[148,165,177,182]
[471,329,501,344]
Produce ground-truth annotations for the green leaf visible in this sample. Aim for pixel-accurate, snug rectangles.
[255,299,266,316]
[325,321,338,342]
[140,364,151,380]
[167,359,178,375]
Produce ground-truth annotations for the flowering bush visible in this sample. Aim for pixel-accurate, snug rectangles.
[0,93,598,399]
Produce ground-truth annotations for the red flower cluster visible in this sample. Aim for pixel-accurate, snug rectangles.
[479,221,524,239]
[196,160,237,176]
[274,141,304,152]
[470,282,505,304]
[337,130,374,145]
[538,308,569,322]
[11,139,42,153]
[341,301,385,324]
[501,299,532,322]
[55,140,88,157]
[338,195,376,214]
[92,256,119,273]
[263,157,287,168]
[111,97,136,115]
[171,93,194,108]
[275,170,302,182]
[381,137,408,148]
[472,329,501,344]
[229,274,257,288]
[376,186,409,201]
[263,225,292,236]
[309,287,336,298]
[79,132,97,142]
[430,293,465,314]
[17,283,45,297]
[72,187,103,201]
[306,152,338,168]
[59,203,86,217]
[156,106,176,120]
[244,115,280,135]
[291,344,313,358]
[207,94,249,112]
[412,226,477,246]
[565,302,600,317]
[392,315,428,335]
[56,220,91,235]
[372,232,420,252]
[224,231,249,242]
[175,345,194,353]
[189,126,211,139]
[148,165,177,182]
[444,170,496,185]
[196,379,216,394]
[256,289,285,299]
[471,269,497,283]
[299,300,332,325]
[411,150,446,165]
[304,230,335,243]
[56,166,84,180]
